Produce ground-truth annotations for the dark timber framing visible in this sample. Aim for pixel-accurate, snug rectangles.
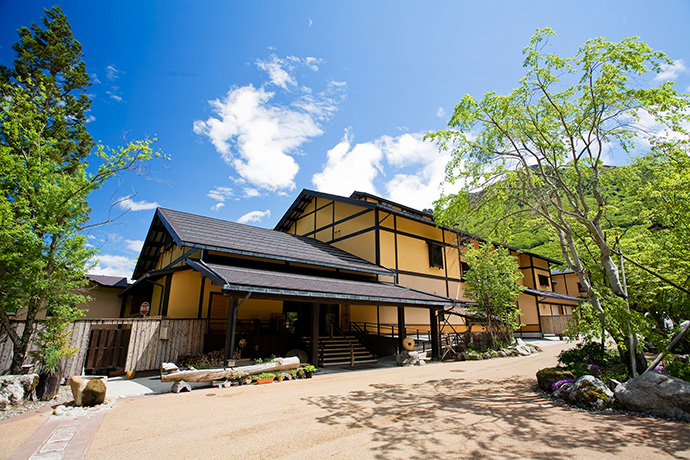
[529,255,543,334]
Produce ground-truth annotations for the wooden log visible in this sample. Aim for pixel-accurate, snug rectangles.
[161,357,301,383]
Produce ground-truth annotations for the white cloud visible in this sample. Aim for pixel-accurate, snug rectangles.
[194,83,342,192]
[207,186,234,202]
[90,73,101,84]
[124,239,144,253]
[304,57,322,72]
[255,54,323,90]
[106,90,122,102]
[207,186,234,211]
[436,106,446,119]
[385,152,456,210]
[312,130,459,210]
[90,254,136,278]
[117,196,159,212]
[243,188,261,198]
[106,64,123,81]
[237,209,271,224]
[194,53,344,194]
[625,108,690,152]
[312,129,383,196]
[379,132,441,167]
[655,59,687,82]
[256,55,297,90]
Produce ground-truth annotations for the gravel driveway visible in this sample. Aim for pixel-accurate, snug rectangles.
[74,340,690,460]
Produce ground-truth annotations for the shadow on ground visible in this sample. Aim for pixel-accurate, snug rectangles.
[303,375,689,459]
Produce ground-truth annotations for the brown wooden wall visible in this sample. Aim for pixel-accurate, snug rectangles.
[0,318,207,379]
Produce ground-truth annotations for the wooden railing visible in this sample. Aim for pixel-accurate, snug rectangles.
[349,322,377,359]
[349,322,433,353]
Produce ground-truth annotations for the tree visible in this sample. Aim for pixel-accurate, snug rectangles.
[621,145,690,350]
[0,6,93,172]
[0,8,162,375]
[427,29,690,375]
[463,242,524,349]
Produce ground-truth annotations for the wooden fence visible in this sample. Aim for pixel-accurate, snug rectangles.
[540,315,573,335]
[0,318,207,379]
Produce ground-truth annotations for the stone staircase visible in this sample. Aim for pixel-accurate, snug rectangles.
[303,334,377,367]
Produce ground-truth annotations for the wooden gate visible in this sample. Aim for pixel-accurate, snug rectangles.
[84,328,131,371]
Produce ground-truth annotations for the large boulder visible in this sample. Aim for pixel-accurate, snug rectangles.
[69,376,108,407]
[569,375,615,410]
[0,374,39,408]
[614,371,690,421]
[536,367,576,392]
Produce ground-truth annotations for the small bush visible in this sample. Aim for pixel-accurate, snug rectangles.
[665,360,690,382]
[558,341,627,381]
[253,372,275,380]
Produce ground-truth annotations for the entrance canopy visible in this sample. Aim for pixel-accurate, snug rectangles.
[187,259,455,307]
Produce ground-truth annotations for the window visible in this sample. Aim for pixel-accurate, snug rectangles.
[538,274,550,287]
[577,282,586,293]
[428,242,444,269]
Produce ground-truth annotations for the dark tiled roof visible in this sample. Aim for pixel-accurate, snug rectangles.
[193,261,454,306]
[87,274,129,288]
[523,288,583,303]
[551,269,575,275]
[275,189,565,266]
[157,208,391,276]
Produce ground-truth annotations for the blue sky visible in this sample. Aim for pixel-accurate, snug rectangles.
[2,1,689,278]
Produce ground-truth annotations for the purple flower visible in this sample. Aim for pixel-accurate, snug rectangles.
[587,364,600,370]
[552,378,575,391]
[654,365,664,372]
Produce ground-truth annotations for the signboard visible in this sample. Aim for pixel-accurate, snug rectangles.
[140,301,150,316]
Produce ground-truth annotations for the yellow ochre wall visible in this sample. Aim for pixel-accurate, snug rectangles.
[553,272,583,297]
[167,270,202,318]
[331,231,376,264]
[237,299,283,321]
[517,293,540,331]
[77,285,123,318]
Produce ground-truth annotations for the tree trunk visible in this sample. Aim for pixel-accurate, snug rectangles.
[616,337,647,377]
[10,332,32,375]
[9,302,40,375]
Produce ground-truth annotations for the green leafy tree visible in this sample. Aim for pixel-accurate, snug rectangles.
[0,6,93,172]
[463,243,524,349]
[427,28,690,374]
[0,9,163,375]
[621,145,690,351]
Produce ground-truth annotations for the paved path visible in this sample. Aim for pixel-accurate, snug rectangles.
[6,411,104,460]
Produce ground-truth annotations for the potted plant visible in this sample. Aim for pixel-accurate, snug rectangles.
[303,365,317,379]
[254,372,275,384]
[275,372,286,382]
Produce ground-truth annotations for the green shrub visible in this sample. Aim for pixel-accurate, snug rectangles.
[665,360,690,382]
[558,341,627,381]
